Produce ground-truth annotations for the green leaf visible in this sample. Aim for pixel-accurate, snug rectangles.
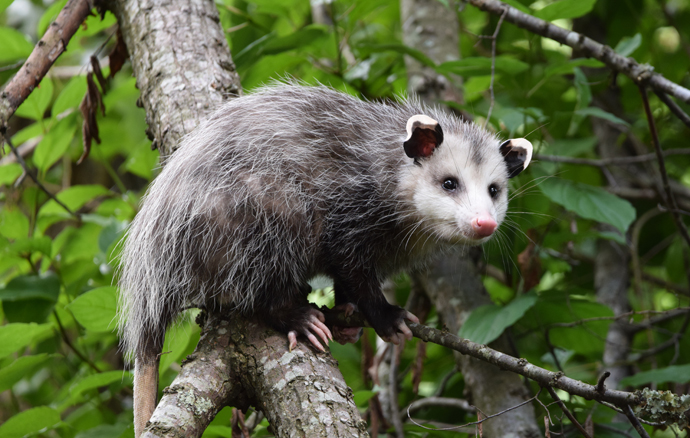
[39,185,110,216]
[437,57,529,77]
[70,370,132,398]
[575,107,630,127]
[620,364,690,387]
[538,176,636,233]
[160,319,198,374]
[0,207,29,239]
[353,390,378,407]
[14,78,54,121]
[0,27,33,63]
[458,292,538,345]
[67,286,117,332]
[0,353,55,392]
[358,43,436,68]
[0,163,23,186]
[614,33,642,57]
[0,323,53,358]
[38,0,68,37]
[0,406,61,438]
[545,137,597,157]
[53,76,88,116]
[534,0,597,21]
[34,116,77,172]
[262,25,329,55]
[0,274,60,301]
[0,0,15,15]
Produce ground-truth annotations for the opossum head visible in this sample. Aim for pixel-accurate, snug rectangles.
[401,115,532,245]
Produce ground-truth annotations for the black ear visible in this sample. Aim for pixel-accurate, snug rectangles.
[499,138,533,178]
[403,115,444,159]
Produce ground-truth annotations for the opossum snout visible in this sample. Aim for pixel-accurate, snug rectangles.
[471,215,497,238]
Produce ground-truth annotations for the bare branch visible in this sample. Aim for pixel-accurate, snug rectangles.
[464,0,690,104]
[0,0,95,129]
[545,386,593,438]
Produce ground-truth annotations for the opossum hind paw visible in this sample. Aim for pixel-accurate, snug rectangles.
[286,308,333,352]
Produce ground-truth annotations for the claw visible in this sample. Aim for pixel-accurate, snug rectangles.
[288,331,298,351]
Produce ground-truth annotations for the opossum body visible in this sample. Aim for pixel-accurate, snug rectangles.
[118,84,532,436]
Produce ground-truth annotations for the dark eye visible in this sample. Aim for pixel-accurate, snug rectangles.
[489,184,499,198]
[442,178,458,191]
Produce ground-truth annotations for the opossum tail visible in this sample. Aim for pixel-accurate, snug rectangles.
[133,348,160,437]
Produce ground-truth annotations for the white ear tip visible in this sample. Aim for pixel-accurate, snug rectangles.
[405,115,439,141]
[512,138,533,169]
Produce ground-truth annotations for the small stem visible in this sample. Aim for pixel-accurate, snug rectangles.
[545,386,593,438]
[622,404,651,438]
[53,310,101,373]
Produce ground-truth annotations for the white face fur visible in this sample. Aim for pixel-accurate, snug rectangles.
[400,115,532,246]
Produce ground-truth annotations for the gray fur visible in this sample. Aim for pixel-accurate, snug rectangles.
[117,83,520,361]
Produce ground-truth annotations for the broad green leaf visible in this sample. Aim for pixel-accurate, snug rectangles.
[614,33,642,57]
[34,116,77,172]
[459,292,538,345]
[160,319,198,373]
[67,286,117,332]
[575,107,630,127]
[0,353,54,392]
[620,364,690,386]
[0,323,53,358]
[70,370,132,398]
[0,207,29,239]
[53,76,88,116]
[0,406,61,438]
[538,176,636,233]
[0,0,15,15]
[543,58,605,79]
[437,57,529,77]
[358,43,436,68]
[38,0,68,37]
[14,78,54,121]
[545,137,597,157]
[0,163,23,186]
[0,27,33,63]
[10,122,43,145]
[39,184,110,216]
[534,0,597,21]
[262,25,329,55]
[353,390,378,407]
[0,274,60,301]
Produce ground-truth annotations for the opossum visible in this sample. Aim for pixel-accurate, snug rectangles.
[118,83,532,436]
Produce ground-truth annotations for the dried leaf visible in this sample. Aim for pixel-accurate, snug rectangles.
[78,72,104,164]
[544,416,551,438]
[109,28,129,78]
[90,55,107,95]
[585,412,594,437]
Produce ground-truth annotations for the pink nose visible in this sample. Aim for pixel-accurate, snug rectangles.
[471,216,497,237]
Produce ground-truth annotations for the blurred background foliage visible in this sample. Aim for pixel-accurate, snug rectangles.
[0,0,689,436]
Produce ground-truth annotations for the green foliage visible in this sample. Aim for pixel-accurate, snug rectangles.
[2,0,690,436]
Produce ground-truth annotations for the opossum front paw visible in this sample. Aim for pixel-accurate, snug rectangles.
[369,306,419,345]
[331,303,363,344]
[286,307,333,352]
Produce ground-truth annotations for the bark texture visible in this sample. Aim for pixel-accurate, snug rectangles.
[108,0,241,156]
[146,312,369,438]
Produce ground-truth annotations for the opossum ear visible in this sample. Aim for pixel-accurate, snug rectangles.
[404,115,444,159]
[500,138,533,178]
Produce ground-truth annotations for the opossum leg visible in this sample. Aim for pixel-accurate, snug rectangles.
[335,273,419,344]
[263,300,333,351]
[330,288,363,344]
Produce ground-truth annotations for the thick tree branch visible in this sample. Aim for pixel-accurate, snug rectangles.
[0,0,94,129]
[464,0,690,104]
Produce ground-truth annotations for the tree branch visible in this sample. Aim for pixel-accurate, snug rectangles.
[0,0,95,129]
[464,0,690,104]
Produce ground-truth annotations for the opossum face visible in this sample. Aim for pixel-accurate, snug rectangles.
[401,116,532,245]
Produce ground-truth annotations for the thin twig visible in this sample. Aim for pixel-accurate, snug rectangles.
[53,311,101,373]
[536,149,690,166]
[484,8,507,128]
[597,423,637,438]
[546,386,593,438]
[1,133,79,218]
[408,388,543,431]
[654,90,690,130]
[639,84,690,249]
[622,404,652,438]
[389,345,404,438]
[0,60,25,72]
